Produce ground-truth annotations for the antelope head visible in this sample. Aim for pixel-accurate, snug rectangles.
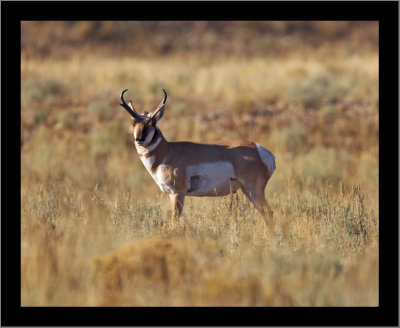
[120,89,167,146]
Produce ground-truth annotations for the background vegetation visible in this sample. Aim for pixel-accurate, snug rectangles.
[21,21,378,306]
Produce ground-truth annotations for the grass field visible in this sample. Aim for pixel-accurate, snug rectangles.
[21,21,379,306]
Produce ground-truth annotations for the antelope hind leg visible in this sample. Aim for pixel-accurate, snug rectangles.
[242,189,272,227]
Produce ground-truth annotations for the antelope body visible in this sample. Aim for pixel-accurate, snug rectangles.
[120,89,276,225]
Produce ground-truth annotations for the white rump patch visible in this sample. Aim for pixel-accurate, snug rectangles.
[186,162,236,196]
[256,144,276,177]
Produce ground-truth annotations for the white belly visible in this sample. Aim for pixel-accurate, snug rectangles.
[186,162,237,196]
[139,156,238,196]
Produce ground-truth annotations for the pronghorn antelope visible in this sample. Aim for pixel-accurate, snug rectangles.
[119,89,276,225]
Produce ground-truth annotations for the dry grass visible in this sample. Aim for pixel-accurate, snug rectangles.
[21,22,378,307]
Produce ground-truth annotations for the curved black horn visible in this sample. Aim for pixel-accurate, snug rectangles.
[150,88,167,120]
[120,89,142,120]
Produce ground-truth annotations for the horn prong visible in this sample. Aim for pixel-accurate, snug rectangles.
[120,89,142,120]
[150,88,167,120]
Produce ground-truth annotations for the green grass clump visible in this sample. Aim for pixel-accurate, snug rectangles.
[57,109,78,129]
[90,123,130,158]
[22,77,64,108]
[33,108,48,125]
[170,101,190,116]
[280,123,309,154]
[88,100,115,122]
[300,147,350,183]
[289,73,346,109]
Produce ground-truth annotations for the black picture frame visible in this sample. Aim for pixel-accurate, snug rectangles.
[2,1,398,326]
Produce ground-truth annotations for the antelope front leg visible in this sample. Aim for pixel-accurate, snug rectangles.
[170,193,185,219]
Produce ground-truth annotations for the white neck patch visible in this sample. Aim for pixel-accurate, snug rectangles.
[139,154,156,174]
[136,136,161,155]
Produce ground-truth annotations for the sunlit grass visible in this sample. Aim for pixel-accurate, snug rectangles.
[21,178,378,306]
[21,53,378,111]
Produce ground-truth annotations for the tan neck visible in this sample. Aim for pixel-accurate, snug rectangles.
[152,127,169,159]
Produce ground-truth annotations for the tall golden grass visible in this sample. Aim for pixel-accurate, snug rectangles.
[21,21,378,306]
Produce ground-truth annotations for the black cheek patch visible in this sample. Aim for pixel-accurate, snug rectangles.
[143,126,148,136]
[140,126,148,141]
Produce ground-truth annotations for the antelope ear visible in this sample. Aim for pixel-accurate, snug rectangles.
[151,105,165,122]
[149,88,167,122]
[129,102,135,121]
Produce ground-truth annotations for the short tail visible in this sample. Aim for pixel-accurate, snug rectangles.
[256,144,276,178]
